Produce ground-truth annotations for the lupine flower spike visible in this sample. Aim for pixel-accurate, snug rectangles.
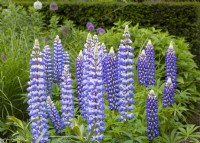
[146,90,159,140]
[42,45,53,98]
[87,44,105,141]
[166,41,177,88]
[27,39,49,143]
[138,50,148,85]
[145,40,155,86]
[60,65,74,127]
[81,33,94,119]
[53,35,64,83]
[76,50,84,113]
[102,43,108,84]
[163,77,175,107]
[63,51,70,70]
[117,25,134,121]
[105,47,118,110]
[46,96,63,134]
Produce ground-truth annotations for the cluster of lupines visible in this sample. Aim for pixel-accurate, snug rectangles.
[27,40,49,143]
[146,90,159,140]
[60,65,74,127]
[144,40,155,86]
[105,47,118,110]
[42,45,53,98]
[87,45,105,141]
[46,96,63,133]
[117,25,134,121]
[138,50,148,85]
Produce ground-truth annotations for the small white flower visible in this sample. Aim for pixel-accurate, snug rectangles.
[34,0,42,10]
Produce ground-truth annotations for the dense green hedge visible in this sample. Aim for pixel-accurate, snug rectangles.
[15,2,200,67]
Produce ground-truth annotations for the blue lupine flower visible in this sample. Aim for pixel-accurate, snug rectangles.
[46,96,63,134]
[42,45,53,98]
[86,22,95,31]
[81,33,94,119]
[87,44,105,141]
[166,41,177,88]
[60,65,74,127]
[144,40,155,86]
[76,50,84,113]
[63,51,70,70]
[27,39,49,143]
[117,25,134,122]
[53,35,64,83]
[163,77,175,107]
[138,50,148,85]
[146,90,159,140]
[102,43,108,84]
[105,47,118,110]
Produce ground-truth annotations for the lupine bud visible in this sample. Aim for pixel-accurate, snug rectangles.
[27,39,49,143]
[42,45,53,98]
[53,36,64,83]
[105,47,118,110]
[34,0,42,10]
[146,90,159,140]
[60,65,74,127]
[81,33,94,119]
[63,51,70,70]
[87,44,105,141]
[166,41,177,88]
[46,96,63,134]
[138,50,148,85]
[117,25,134,122]
[163,77,175,107]
[76,51,84,113]
[145,40,155,86]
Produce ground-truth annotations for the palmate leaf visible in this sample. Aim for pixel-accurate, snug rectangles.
[162,129,181,143]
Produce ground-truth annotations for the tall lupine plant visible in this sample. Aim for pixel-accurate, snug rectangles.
[163,77,175,107]
[53,35,64,83]
[87,44,105,141]
[117,25,134,121]
[166,41,177,88]
[76,51,84,114]
[105,47,118,110]
[27,40,49,143]
[82,33,94,119]
[60,65,74,127]
[42,45,53,98]
[144,40,155,86]
[146,90,159,141]
[138,50,148,86]
[46,96,63,134]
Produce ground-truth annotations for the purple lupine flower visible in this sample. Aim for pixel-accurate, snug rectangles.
[146,90,159,140]
[166,41,177,88]
[50,2,58,11]
[63,51,70,70]
[97,27,106,34]
[42,45,53,98]
[87,44,105,141]
[102,43,108,84]
[138,50,148,85]
[60,65,74,127]
[105,47,118,110]
[76,50,84,113]
[53,35,64,83]
[144,40,155,86]
[163,77,175,107]
[27,39,49,143]
[117,25,134,122]
[81,33,94,119]
[86,22,95,31]
[46,96,63,134]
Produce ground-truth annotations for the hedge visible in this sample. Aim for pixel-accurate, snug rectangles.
[13,2,200,67]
